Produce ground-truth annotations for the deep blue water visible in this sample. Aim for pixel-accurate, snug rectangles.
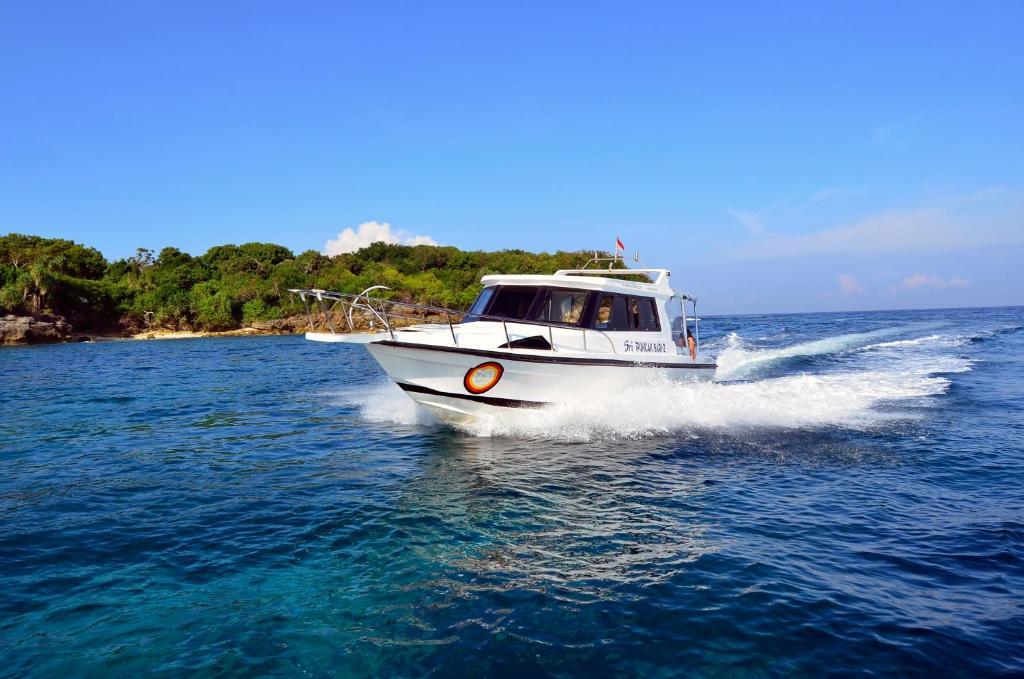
[2,307,1022,676]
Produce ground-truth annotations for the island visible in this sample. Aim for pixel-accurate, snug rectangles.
[0,233,604,345]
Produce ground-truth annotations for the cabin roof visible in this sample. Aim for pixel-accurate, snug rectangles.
[480,270,673,296]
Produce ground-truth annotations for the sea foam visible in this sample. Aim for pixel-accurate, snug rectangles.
[712,323,946,380]
[341,324,968,440]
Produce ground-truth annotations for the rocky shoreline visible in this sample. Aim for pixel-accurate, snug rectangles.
[0,314,309,346]
[1,312,445,346]
[1,315,76,345]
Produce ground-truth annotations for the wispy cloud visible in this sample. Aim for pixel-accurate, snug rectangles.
[955,185,1006,204]
[324,221,438,255]
[727,208,765,235]
[837,274,865,295]
[728,188,861,237]
[732,206,1023,259]
[891,274,969,291]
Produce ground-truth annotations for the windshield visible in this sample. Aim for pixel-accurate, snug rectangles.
[464,285,594,324]
[464,286,495,321]
[487,287,540,320]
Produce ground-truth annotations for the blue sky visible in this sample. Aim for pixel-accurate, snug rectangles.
[1,1,1021,313]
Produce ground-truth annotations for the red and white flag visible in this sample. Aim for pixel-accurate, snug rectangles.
[615,237,625,253]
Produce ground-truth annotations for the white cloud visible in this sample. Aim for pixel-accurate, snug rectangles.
[324,221,439,255]
[837,274,865,295]
[891,274,970,291]
[732,207,1022,259]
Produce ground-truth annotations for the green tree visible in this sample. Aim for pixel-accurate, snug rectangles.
[1,231,612,333]
[192,281,237,330]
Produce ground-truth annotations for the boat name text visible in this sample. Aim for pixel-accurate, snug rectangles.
[623,340,667,353]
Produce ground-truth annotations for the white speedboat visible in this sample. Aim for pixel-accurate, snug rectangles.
[291,257,716,427]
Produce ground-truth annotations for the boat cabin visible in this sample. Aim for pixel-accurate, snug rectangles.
[289,261,704,361]
[466,283,662,333]
[460,269,699,357]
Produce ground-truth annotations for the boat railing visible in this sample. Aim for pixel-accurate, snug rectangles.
[288,287,619,354]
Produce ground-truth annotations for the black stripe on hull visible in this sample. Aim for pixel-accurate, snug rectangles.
[397,382,548,409]
[375,340,717,370]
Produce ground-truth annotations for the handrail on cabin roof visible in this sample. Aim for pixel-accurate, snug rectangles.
[286,287,623,353]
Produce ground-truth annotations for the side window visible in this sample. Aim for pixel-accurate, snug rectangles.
[593,295,659,331]
[630,297,660,331]
[534,289,588,325]
[593,294,631,331]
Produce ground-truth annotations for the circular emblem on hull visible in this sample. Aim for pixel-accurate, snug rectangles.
[464,361,504,394]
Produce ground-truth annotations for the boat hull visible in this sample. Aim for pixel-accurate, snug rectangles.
[365,340,716,427]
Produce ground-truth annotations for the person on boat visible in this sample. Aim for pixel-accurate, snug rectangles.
[595,297,613,329]
[675,323,697,360]
[629,299,641,328]
[559,295,585,324]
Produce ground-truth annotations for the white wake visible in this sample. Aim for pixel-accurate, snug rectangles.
[335,324,971,441]
[713,323,946,380]
[469,369,952,439]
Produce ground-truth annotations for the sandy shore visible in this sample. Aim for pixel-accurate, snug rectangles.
[131,328,294,340]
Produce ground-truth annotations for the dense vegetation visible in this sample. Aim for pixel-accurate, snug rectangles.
[0,233,610,334]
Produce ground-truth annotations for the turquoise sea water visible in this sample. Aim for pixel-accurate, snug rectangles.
[2,307,1022,676]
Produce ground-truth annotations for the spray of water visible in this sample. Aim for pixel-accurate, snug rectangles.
[471,370,950,439]
[713,323,945,380]
[328,382,436,427]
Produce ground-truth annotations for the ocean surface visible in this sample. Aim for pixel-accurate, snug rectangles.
[2,306,1022,676]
